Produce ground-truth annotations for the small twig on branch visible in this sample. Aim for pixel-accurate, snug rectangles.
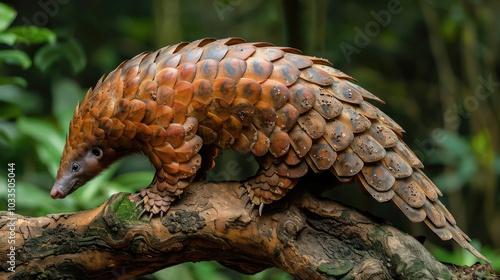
[0,180,494,279]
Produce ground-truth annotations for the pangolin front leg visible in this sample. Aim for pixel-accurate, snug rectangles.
[138,118,203,217]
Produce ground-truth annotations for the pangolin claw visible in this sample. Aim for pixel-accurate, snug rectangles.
[258,203,264,216]
[238,186,248,199]
[135,199,144,208]
[139,208,147,219]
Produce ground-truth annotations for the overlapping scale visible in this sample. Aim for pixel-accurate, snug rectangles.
[288,82,316,113]
[361,163,395,193]
[253,47,285,62]
[357,173,394,202]
[225,43,256,60]
[142,100,158,124]
[275,103,299,131]
[179,47,203,64]
[242,57,274,83]
[194,59,219,81]
[199,43,229,61]
[297,109,326,139]
[330,147,363,178]
[392,177,427,208]
[288,128,313,158]
[312,90,343,120]
[252,101,277,136]
[338,106,371,133]
[330,78,364,104]
[299,64,334,85]
[283,53,313,69]
[323,120,354,152]
[268,128,291,158]
[164,123,185,148]
[218,57,246,82]
[174,135,203,162]
[191,79,213,105]
[369,122,398,147]
[268,60,301,86]
[393,141,424,168]
[259,79,290,109]
[127,99,146,122]
[351,133,386,162]
[392,193,426,223]
[251,130,270,156]
[307,139,336,170]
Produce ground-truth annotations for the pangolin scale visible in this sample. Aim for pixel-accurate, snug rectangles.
[50,37,489,263]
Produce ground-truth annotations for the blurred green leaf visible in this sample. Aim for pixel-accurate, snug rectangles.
[441,14,459,41]
[112,171,154,190]
[77,164,121,205]
[427,131,477,192]
[0,76,27,87]
[15,181,60,214]
[190,262,231,280]
[0,85,43,113]
[471,130,495,168]
[0,32,16,45]
[153,264,195,280]
[4,26,56,45]
[64,38,86,73]
[17,117,65,175]
[431,240,499,269]
[0,2,16,32]
[34,39,86,73]
[0,100,21,119]
[0,50,31,69]
[33,43,63,73]
[0,120,17,145]
[52,78,84,127]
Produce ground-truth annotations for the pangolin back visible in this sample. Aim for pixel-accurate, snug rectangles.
[60,38,488,263]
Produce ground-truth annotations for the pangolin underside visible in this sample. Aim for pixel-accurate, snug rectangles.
[50,37,489,263]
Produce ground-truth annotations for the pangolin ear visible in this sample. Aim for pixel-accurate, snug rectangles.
[91,147,103,160]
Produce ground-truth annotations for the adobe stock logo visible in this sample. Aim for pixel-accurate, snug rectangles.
[20,0,70,26]
[339,0,408,63]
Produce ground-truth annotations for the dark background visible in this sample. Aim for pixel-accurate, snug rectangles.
[0,0,499,278]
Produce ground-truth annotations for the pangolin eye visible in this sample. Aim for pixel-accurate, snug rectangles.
[71,162,81,172]
[91,147,102,158]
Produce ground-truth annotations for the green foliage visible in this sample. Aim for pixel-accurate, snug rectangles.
[34,38,86,73]
[4,26,56,45]
[0,3,56,87]
[427,131,478,192]
[147,262,290,280]
[0,50,31,69]
[432,241,500,270]
[0,2,15,32]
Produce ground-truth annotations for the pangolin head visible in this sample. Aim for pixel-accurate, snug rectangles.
[51,94,126,199]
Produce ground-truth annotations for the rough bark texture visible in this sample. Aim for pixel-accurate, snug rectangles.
[0,180,495,280]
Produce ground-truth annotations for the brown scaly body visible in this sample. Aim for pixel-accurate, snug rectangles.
[51,38,490,263]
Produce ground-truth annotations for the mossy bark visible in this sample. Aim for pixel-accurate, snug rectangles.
[0,181,495,279]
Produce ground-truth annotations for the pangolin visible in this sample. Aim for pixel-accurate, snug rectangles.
[50,37,489,263]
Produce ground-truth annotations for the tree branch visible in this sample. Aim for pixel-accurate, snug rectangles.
[0,180,494,279]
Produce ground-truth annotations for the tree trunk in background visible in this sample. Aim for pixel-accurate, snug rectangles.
[283,0,328,54]
[0,181,494,279]
[420,0,500,248]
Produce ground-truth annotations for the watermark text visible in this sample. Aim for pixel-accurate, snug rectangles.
[6,163,17,272]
